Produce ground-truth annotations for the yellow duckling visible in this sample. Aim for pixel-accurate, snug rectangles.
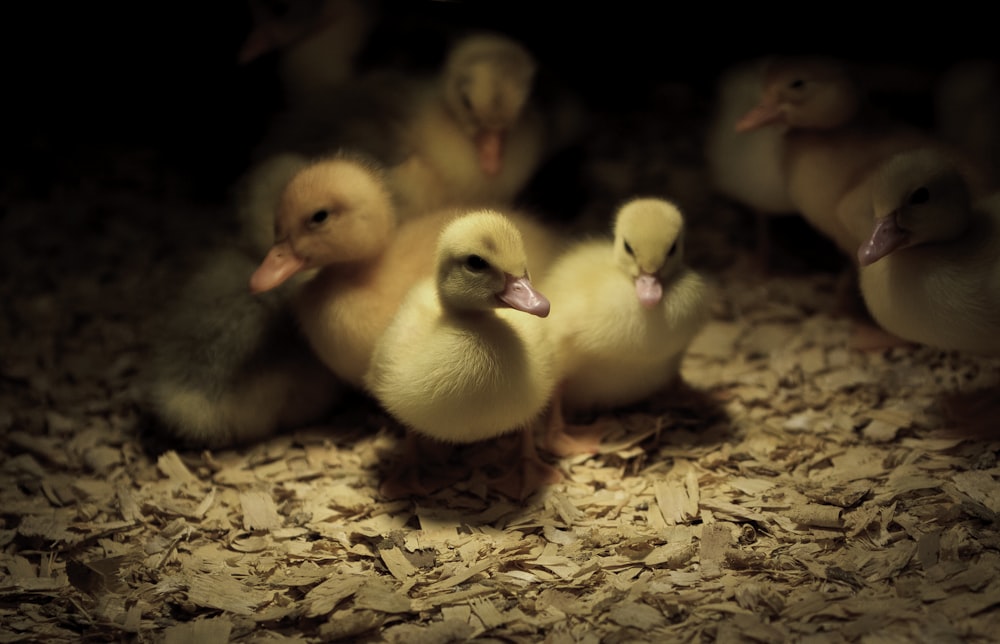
[364,211,560,498]
[389,31,549,218]
[540,197,712,455]
[251,155,564,389]
[857,147,1000,353]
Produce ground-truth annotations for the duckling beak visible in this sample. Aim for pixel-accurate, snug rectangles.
[635,273,663,309]
[250,241,306,293]
[498,274,550,317]
[858,212,908,267]
[734,102,784,132]
[475,129,504,176]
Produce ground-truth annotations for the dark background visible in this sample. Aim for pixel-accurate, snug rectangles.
[4,1,994,204]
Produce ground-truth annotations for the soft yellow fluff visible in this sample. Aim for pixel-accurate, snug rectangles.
[389,32,548,219]
[250,156,563,389]
[364,210,556,443]
[542,197,712,413]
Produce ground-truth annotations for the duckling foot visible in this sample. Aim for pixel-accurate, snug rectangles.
[489,430,563,501]
[848,322,913,351]
[543,397,606,457]
[545,420,608,457]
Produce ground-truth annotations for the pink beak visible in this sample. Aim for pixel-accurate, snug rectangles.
[497,274,550,317]
[250,241,307,293]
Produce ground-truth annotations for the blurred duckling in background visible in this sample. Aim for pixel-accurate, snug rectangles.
[258,30,563,222]
[540,197,712,456]
[237,0,378,107]
[364,211,560,500]
[935,59,1000,186]
[143,245,341,449]
[857,147,1000,353]
[705,56,863,264]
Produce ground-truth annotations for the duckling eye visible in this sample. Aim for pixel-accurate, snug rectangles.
[465,254,489,271]
[623,240,635,256]
[310,209,329,225]
[667,241,678,257]
[460,92,474,113]
[909,187,930,205]
[789,78,806,90]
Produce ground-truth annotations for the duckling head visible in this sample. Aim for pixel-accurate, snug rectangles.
[858,149,974,266]
[435,210,550,317]
[612,198,687,309]
[250,154,396,293]
[442,33,537,176]
[734,56,860,132]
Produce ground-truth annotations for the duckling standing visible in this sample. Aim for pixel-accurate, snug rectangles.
[706,56,863,264]
[364,211,561,499]
[539,197,712,455]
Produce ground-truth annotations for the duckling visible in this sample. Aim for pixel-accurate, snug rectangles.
[935,59,1000,185]
[143,245,341,449]
[733,57,975,262]
[250,155,564,390]
[364,210,560,498]
[539,198,712,455]
[238,0,377,106]
[707,56,864,264]
[856,148,1000,353]
[705,57,798,217]
[380,31,550,218]
[254,31,551,222]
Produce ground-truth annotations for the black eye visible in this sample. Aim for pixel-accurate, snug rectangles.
[667,241,678,257]
[461,92,473,112]
[465,254,489,270]
[909,187,930,205]
[310,209,329,225]
[789,78,806,90]
[623,241,635,256]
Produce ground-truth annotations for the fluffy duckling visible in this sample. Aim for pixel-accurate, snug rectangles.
[238,0,377,106]
[386,31,549,218]
[364,211,559,498]
[540,198,712,455]
[251,155,564,390]
[856,148,1000,353]
[143,246,342,449]
[706,56,864,264]
[255,31,552,222]
[705,57,799,217]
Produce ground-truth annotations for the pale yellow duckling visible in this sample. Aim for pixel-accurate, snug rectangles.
[389,31,548,218]
[143,246,341,449]
[857,148,1000,353]
[364,210,560,498]
[250,155,564,389]
[540,197,712,455]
